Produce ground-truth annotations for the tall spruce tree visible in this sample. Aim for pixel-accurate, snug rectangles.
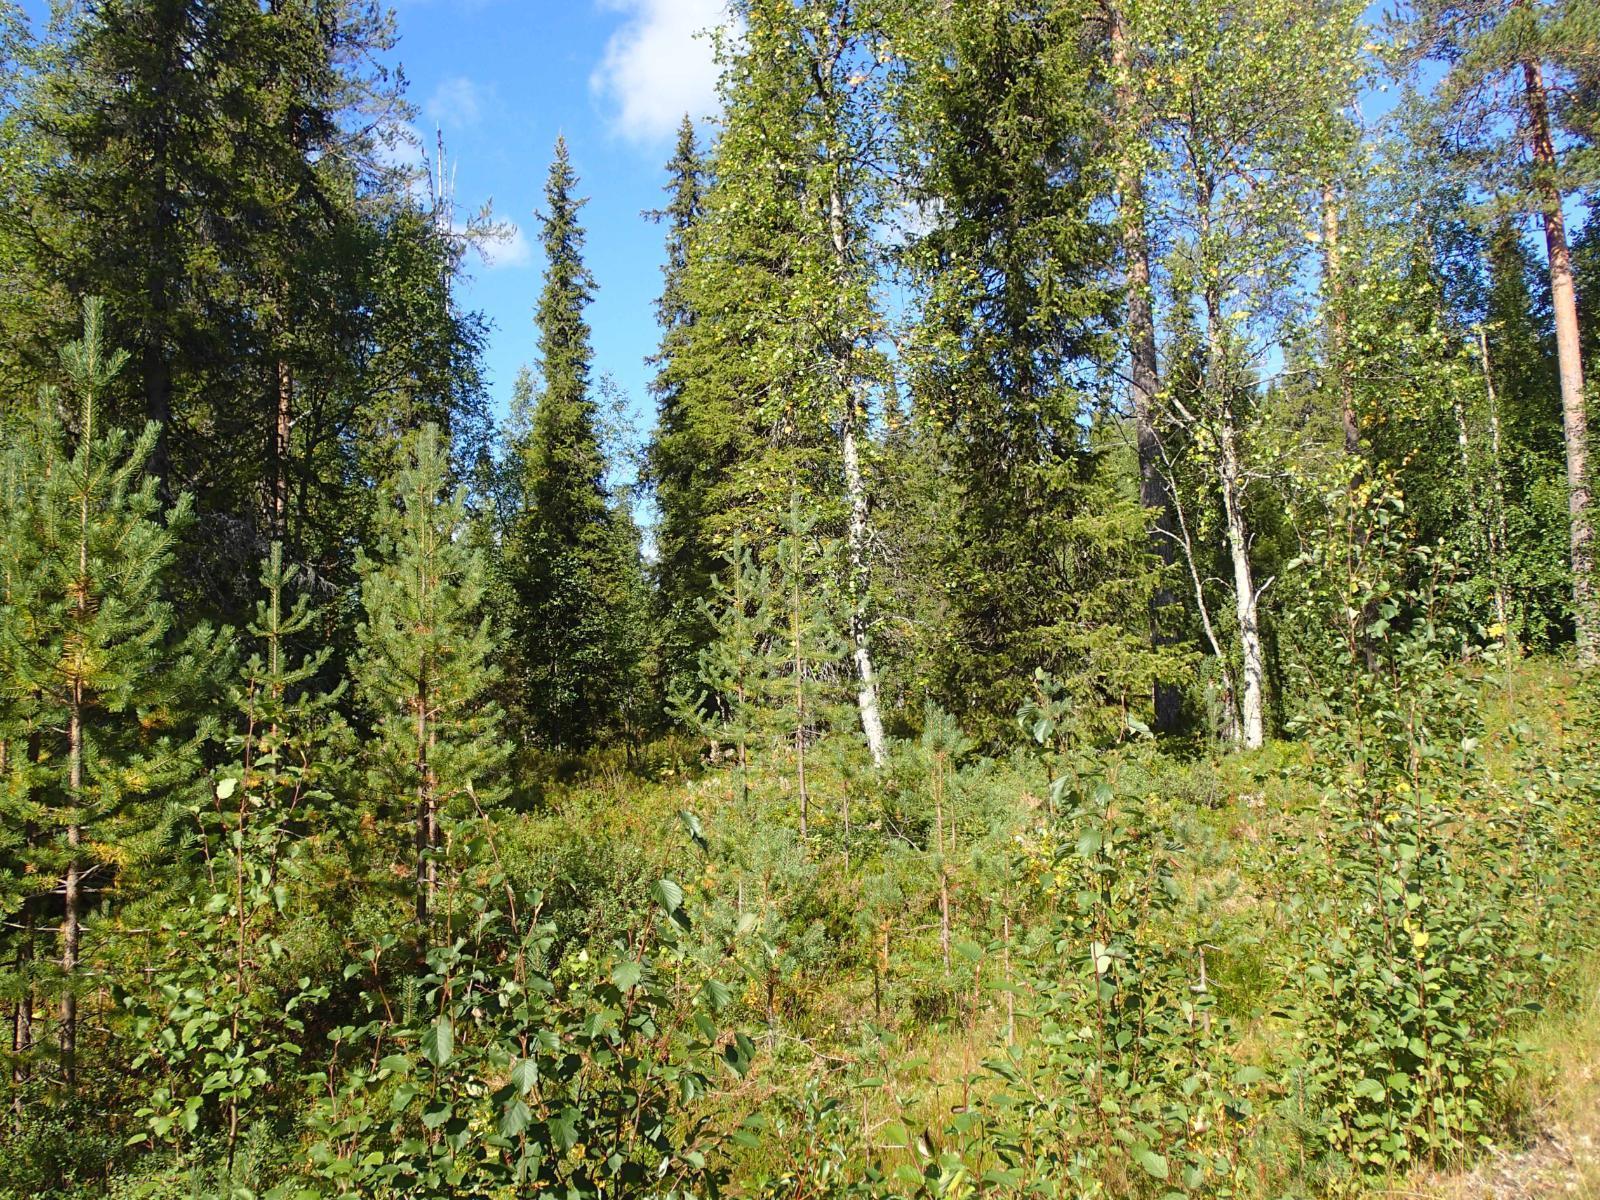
[0,300,221,1088]
[354,423,507,937]
[895,0,1170,745]
[502,138,647,750]
[646,116,718,706]
[12,0,487,621]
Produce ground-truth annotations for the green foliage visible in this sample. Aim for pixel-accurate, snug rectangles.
[646,117,719,704]
[959,742,1261,1196]
[355,422,508,929]
[893,0,1176,746]
[120,543,350,1169]
[0,300,224,1092]
[671,535,780,799]
[1270,471,1587,1183]
[502,139,650,751]
[2,5,1600,1199]
[305,852,744,1197]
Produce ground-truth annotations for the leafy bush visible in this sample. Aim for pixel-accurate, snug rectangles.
[304,851,746,1198]
[973,765,1263,1197]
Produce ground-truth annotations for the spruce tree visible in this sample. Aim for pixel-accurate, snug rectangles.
[355,423,507,936]
[0,300,220,1088]
[15,0,479,620]
[646,116,719,706]
[896,0,1170,745]
[503,138,647,750]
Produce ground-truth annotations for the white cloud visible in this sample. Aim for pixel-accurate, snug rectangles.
[426,76,485,131]
[479,221,532,270]
[591,0,730,145]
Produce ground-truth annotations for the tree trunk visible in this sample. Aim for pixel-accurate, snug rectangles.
[1109,0,1182,732]
[1216,414,1265,749]
[1165,453,1241,743]
[61,473,94,1087]
[1321,182,1359,456]
[841,416,888,767]
[826,170,889,767]
[415,673,433,935]
[1205,288,1265,749]
[62,713,81,1088]
[272,355,292,541]
[791,555,809,833]
[1477,327,1514,643]
[1523,59,1596,664]
[144,93,174,491]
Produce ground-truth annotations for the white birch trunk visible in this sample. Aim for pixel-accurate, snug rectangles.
[829,156,887,767]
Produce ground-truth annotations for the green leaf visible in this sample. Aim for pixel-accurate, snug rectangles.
[1353,1077,1385,1100]
[701,976,733,1011]
[1134,1149,1169,1180]
[510,1058,538,1095]
[678,809,707,850]
[550,1107,579,1151]
[652,878,684,913]
[216,777,237,800]
[421,1017,453,1068]
[611,958,643,990]
[499,1096,532,1139]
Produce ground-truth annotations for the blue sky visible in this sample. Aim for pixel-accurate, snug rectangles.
[385,0,729,457]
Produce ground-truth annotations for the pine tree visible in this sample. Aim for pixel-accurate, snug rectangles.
[502,138,647,750]
[0,300,221,1088]
[772,493,849,839]
[1485,219,1572,646]
[671,534,779,811]
[355,423,507,937]
[1404,0,1600,661]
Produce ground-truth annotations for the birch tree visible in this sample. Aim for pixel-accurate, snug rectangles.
[685,0,894,765]
[1133,0,1364,747]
